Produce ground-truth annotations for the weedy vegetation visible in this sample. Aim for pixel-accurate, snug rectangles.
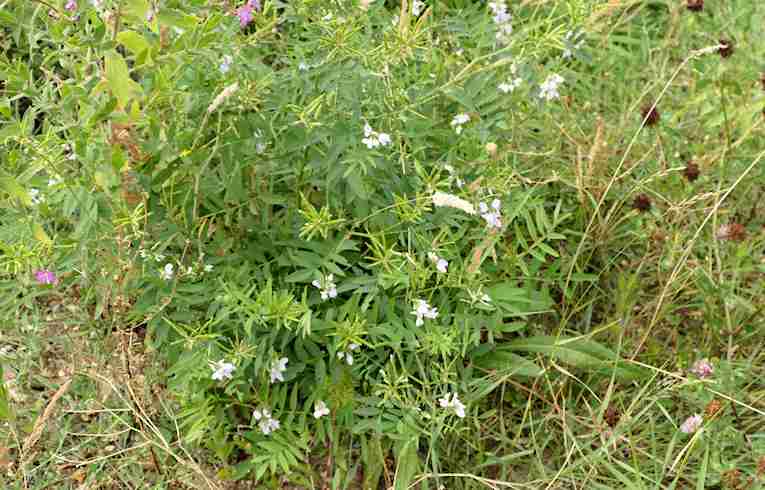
[1,0,764,488]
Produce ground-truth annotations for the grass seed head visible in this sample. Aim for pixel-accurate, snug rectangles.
[641,105,660,126]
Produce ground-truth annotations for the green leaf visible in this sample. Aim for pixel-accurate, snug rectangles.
[116,31,151,59]
[0,173,31,206]
[0,364,12,421]
[104,50,143,109]
[473,347,544,377]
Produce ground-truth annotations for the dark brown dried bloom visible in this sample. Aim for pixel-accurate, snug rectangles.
[641,105,660,126]
[760,72,765,91]
[687,0,703,11]
[683,161,700,182]
[716,223,746,242]
[722,469,741,489]
[718,39,734,58]
[705,399,723,418]
[633,194,652,212]
[603,405,620,428]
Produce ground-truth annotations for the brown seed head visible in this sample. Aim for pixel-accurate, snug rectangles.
[718,39,734,58]
[683,161,700,182]
[705,399,723,418]
[722,469,741,489]
[641,105,660,126]
[633,194,652,212]
[603,405,620,428]
[716,223,746,242]
[757,456,765,477]
[687,0,703,11]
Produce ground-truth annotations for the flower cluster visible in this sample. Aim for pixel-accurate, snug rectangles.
[313,400,330,419]
[438,392,466,418]
[253,407,280,435]
[29,188,43,205]
[64,0,77,12]
[690,359,713,378]
[138,248,166,262]
[539,74,565,101]
[562,30,586,59]
[428,252,448,273]
[432,191,476,215]
[337,343,359,365]
[362,123,392,149]
[479,199,502,229]
[236,0,261,28]
[210,359,236,381]
[450,113,470,134]
[412,300,438,326]
[312,274,338,300]
[269,357,289,383]
[34,269,58,285]
[499,77,522,93]
[679,414,703,434]
[488,1,513,43]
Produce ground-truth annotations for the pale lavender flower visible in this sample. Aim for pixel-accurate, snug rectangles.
[236,0,260,28]
[253,408,280,435]
[34,269,58,285]
[539,74,565,101]
[428,252,448,273]
[690,359,713,379]
[159,263,174,281]
[411,300,438,326]
[438,392,466,418]
[219,55,233,74]
[313,400,330,419]
[337,342,359,366]
[64,0,77,12]
[479,199,502,229]
[312,274,338,300]
[680,414,703,434]
[488,1,512,43]
[269,357,288,383]
[450,113,470,134]
[210,360,236,381]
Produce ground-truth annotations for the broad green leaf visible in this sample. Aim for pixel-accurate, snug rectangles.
[104,50,143,109]
[473,348,544,377]
[116,31,151,58]
[32,223,51,246]
[0,174,31,206]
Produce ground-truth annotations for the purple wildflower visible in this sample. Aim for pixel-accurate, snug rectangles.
[690,359,713,379]
[679,414,703,434]
[64,0,78,11]
[35,269,58,285]
[236,0,261,28]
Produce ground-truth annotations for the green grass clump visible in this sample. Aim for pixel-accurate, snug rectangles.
[1,0,763,488]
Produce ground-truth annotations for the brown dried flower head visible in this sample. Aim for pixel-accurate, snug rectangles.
[641,105,660,126]
[718,39,734,58]
[716,223,746,242]
[633,194,652,212]
[686,0,703,11]
[683,161,700,182]
[603,405,621,428]
[705,399,723,418]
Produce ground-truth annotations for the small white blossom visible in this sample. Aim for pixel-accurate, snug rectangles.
[428,252,448,273]
[539,73,565,101]
[680,414,703,434]
[479,199,502,229]
[219,55,233,74]
[29,188,43,205]
[411,299,438,327]
[154,253,165,262]
[361,122,392,149]
[412,0,425,15]
[204,264,214,272]
[269,357,289,383]
[210,359,236,381]
[450,113,470,134]
[312,274,338,300]
[498,77,522,93]
[337,342,359,365]
[488,1,512,43]
[48,177,61,187]
[431,191,475,215]
[253,408,280,435]
[298,61,309,71]
[313,400,330,419]
[438,392,466,418]
[159,263,174,281]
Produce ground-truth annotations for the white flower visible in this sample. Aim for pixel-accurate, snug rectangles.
[204,264,214,272]
[411,299,438,326]
[322,13,332,21]
[498,77,522,93]
[337,342,359,365]
[210,359,236,381]
[312,274,338,301]
[479,199,502,229]
[680,414,703,434]
[361,122,392,149]
[269,357,289,383]
[298,61,309,71]
[412,0,425,15]
[160,263,174,280]
[438,392,466,418]
[313,400,330,419]
[488,1,512,43]
[29,188,43,205]
[253,408,280,435]
[47,177,61,187]
[539,73,565,101]
[431,191,475,215]
[450,113,470,134]
[256,142,267,154]
[428,252,448,273]
[219,55,233,74]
